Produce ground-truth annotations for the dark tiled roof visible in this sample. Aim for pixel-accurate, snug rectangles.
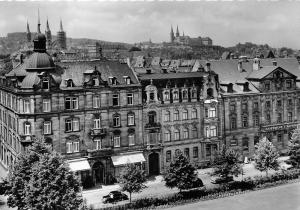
[59,60,139,87]
[138,71,206,80]
[26,52,55,69]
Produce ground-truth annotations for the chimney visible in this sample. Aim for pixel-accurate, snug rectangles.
[272,60,277,67]
[205,62,211,72]
[253,58,260,71]
[237,60,243,72]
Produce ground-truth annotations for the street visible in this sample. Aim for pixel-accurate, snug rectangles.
[167,182,300,210]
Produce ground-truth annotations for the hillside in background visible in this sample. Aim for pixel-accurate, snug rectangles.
[0,32,299,60]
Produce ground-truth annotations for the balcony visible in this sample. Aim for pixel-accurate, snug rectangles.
[145,122,161,130]
[89,128,107,137]
[20,135,35,144]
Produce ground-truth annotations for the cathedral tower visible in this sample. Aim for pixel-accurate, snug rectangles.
[45,18,52,50]
[26,21,31,42]
[56,19,67,50]
[176,25,180,37]
[170,25,175,43]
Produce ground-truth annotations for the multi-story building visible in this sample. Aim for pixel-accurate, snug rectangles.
[0,28,145,186]
[137,63,222,174]
[194,58,300,158]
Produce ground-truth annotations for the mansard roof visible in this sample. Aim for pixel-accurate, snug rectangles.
[138,71,207,81]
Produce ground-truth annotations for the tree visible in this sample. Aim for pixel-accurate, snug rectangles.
[4,141,84,210]
[120,164,147,203]
[212,145,242,180]
[164,152,203,192]
[286,126,300,168]
[254,137,280,176]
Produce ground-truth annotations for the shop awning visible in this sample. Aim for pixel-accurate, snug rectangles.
[67,158,91,172]
[111,153,146,166]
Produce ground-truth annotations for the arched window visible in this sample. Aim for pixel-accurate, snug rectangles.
[242,116,248,128]
[148,111,156,124]
[182,90,188,100]
[164,91,170,101]
[191,89,197,99]
[42,78,49,90]
[210,126,217,137]
[173,91,179,100]
[174,129,180,140]
[66,79,74,87]
[183,128,189,139]
[165,130,171,142]
[175,149,181,157]
[242,137,249,151]
[207,88,214,98]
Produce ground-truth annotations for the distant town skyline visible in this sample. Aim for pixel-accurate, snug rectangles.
[1,1,300,49]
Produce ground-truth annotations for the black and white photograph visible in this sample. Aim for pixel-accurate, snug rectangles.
[0,1,299,209]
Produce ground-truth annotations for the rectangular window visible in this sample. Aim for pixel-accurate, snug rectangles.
[230,104,236,112]
[231,118,237,129]
[164,112,170,122]
[113,115,120,127]
[24,100,30,113]
[65,119,72,132]
[182,111,188,120]
[95,139,102,150]
[286,80,292,89]
[254,115,259,126]
[242,103,248,111]
[166,150,171,162]
[209,107,216,118]
[94,118,101,129]
[165,132,171,141]
[266,114,271,124]
[184,148,190,158]
[66,142,72,153]
[73,142,79,152]
[288,112,293,122]
[24,123,31,135]
[205,107,208,118]
[93,96,100,108]
[183,129,189,139]
[253,102,258,109]
[128,134,135,146]
[210,126,217,137]
[193,147,198,158]
[191,109,197,119]
[174,111,179,121]
[266,101,271,109]
[277,134,282,142]
[127,94,133,105]
[243,138,249,151]
[242,116,248,128]
[277,113,282,123]
[112,94,119,106]
[128,114,135,126]
[72,119,80,131]
[65,97,78,110]
[174,131,180,140]
[43,121,51,135]
[42,99,51,112]
[114,136,120,147]
[288,99,293,106]
[277,100,282,108]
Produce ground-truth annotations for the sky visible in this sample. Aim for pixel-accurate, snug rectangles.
[1,1,300,49]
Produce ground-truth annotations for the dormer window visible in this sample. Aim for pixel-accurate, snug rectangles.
[182,90,188,100]
[92,78,99,86]
[164,91,170,101]
[66,79,74,87]
[243,82,250,92]
[207,88,214,98]
[109,77,117,85]
[265,81,270,90]
[228,84,234,93]
[286,80,292,89]
[173,91,179,100]
[42,78,49,90]
[123,76,131,85]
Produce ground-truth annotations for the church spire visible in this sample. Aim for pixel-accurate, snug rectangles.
[46,17,50,31]
[37,9,41,33]
[176,25,179,37]
[170,25,175,43]
[60,18,64,31]
[27,20,30,33]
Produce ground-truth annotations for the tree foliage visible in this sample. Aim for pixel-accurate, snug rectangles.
[286,126,300,168]
[120,164,147,203]
[164,153,203,191]
[212,145,242,179]
[254,137,280,176]
[4,141,84,210]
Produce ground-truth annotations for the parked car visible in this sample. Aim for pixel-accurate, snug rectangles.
[211,175,234,184]
[102,191,128,203]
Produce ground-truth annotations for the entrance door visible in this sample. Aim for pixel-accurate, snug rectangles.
[148,153,159,176]
[92,162,104,185]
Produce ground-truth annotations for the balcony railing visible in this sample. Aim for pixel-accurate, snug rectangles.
[89,128,107,137]
[145,122,161,129]
[87,147,113,157]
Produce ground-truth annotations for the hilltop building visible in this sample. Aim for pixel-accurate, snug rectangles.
[170,25,213,46]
